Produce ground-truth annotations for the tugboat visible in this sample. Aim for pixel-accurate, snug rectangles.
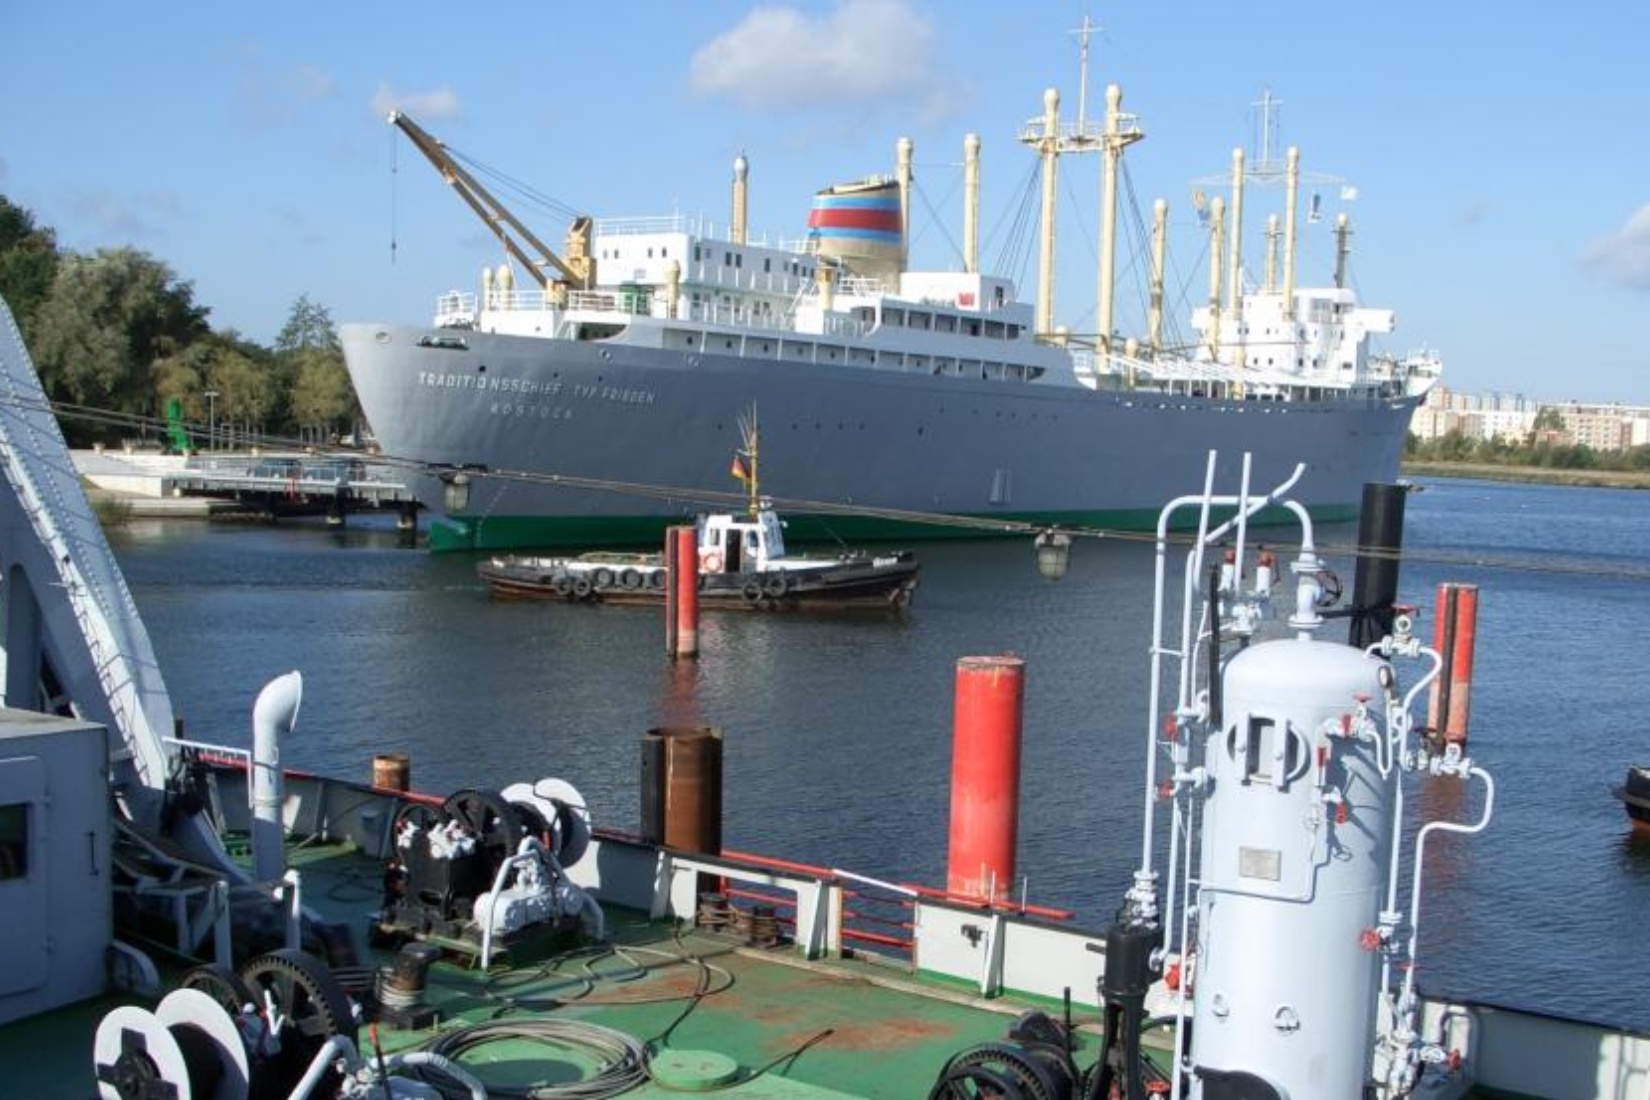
[1613,766,1650,834]
[475,410,920,611]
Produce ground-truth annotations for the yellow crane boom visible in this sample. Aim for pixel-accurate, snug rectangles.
[389,110,594,293]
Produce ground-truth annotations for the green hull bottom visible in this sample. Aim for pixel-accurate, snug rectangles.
[430,503,1362,553]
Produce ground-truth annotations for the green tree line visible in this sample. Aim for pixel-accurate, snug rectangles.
[1406,428,1650,472]
[0,195,359,449]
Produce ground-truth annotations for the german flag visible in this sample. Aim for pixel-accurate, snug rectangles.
[730,453,752,482]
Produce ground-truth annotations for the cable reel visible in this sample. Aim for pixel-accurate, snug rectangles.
[93,948,359,1100]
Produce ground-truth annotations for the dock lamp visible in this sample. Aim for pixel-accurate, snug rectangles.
[441,468,473,513]
[1035,529,1072,580]
[204,389,219,451]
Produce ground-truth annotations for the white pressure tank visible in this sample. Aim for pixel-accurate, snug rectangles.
[1190,636,1394,1099]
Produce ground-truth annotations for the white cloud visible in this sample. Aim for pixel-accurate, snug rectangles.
[689,0,953,118]
[238,51,338,127]
[66,189,181,241]
[370,83,461,124]
[1581,202,1650,290]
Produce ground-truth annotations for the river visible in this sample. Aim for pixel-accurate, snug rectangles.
[106,476,1650,1032]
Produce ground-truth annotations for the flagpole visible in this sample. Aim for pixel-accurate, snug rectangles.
[748,409,760,516]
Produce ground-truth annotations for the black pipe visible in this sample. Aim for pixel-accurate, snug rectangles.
[1093,919,1162,1100]
[1349,482,1407,649]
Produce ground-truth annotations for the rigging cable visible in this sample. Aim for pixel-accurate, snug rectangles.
[20,392,1650,585]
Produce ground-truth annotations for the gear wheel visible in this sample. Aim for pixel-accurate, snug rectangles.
[239,948,357,1096]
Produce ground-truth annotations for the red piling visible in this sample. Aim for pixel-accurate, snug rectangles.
[672,526,699,658]
[946,655,1025,902]
[1428,583,1479,746]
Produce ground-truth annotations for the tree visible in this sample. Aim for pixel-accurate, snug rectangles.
[275,295,357,442]
[0,196,60,345]
[274,295,340,354]
[206,344,276,448]
[1531,406,1566,436]
[29,248,210,443]
[289,350,356,442]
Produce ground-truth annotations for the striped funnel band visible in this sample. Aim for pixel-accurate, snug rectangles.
[807,186,901,245]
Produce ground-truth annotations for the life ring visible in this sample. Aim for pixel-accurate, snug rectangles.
[699,549,724,573]
[741,580,763,603]
[762,574,789,598]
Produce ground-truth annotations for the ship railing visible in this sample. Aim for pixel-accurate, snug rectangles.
[1070,345,1395,401]
[434,292,478,326]
[685,847,1077,977]
[596,213,702,237]
[593,214,805,253]
[682,300,793,332]
[834,275,889,297]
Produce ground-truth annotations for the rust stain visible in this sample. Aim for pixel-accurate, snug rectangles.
[771,1015,959,1053]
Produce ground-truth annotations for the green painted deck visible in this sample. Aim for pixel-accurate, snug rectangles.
[1,837,1530,1097]
[2,838,1111,1099]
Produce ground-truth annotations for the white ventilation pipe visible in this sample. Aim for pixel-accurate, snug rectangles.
[252,671,303,884]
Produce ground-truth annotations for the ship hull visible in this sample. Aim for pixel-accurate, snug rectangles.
[342,323,1418,551]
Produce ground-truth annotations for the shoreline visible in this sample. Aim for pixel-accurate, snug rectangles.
[1401,461,1650,491]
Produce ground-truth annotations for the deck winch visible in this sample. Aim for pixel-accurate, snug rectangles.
[377,779,600,967]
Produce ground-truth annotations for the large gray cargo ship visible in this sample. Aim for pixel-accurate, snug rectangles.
[342,92,1437,553]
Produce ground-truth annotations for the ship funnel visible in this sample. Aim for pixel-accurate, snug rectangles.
[807,177,903,284]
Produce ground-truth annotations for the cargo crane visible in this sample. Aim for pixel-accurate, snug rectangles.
[388,110,596,300]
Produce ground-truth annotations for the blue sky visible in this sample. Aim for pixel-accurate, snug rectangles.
[2,1,1646,403]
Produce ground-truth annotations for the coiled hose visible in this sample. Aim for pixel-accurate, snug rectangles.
[417,1018,648,1099]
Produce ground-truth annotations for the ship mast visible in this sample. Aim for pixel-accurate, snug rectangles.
[1097,82,1144,354]
[1192,90,1353,339]
[1018,16,1107,338]
[963,133,982,274]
